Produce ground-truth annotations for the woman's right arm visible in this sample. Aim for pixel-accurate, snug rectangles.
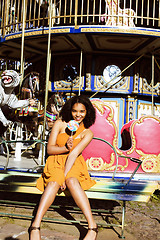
[47,119,69,155]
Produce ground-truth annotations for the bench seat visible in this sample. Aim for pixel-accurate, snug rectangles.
[0,170,158,202]
[0,170,158,239]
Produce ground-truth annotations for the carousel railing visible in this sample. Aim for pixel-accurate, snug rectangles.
[0,0,160,36]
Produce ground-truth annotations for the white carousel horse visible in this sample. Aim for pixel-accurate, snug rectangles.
[0,70,34,136]
[101,0,135,27]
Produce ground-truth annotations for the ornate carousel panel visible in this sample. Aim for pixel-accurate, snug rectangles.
[82,98,160,174]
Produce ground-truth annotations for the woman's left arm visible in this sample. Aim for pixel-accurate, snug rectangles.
[64,129,93,177]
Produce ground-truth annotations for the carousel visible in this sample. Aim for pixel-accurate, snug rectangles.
[0,0,160,180]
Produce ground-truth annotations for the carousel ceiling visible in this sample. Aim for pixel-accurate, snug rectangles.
[0,31,160,62]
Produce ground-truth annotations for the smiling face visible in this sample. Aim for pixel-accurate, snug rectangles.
[71,103,87,125]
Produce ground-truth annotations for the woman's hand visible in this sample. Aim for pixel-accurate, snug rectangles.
[64,129,94,177]
[65,137,73,151]
[60,182,66,191]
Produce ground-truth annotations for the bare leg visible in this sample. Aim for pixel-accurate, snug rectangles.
[66,177,97,240]
[29,181,60,240]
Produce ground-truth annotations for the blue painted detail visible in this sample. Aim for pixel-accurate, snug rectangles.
[90,172,160,181]
[90,75,95,91]
[0,36,5,42]
[134,100,138,119]
[124,99,127,125]
[51,81,55,92]
[91,174,130,180]
[3,26,71,41]
[106,181,147,191]
[137,92,159,97]
[129,75,134,93]
[80,26,160,37]
[137,77,140,94]
[2,25,160,42]
[70,27,81,33]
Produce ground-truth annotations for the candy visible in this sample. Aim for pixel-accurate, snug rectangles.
[67,120,79,132]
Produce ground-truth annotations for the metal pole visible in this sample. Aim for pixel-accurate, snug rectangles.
[75,0,78,28]
[151,54,154,115]
[78,50,83,96]
[5,0,10,35]
[120,201,126,239]
[20,0,26,87]
[42,0,52,164]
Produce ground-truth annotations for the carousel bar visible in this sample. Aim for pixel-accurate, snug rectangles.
[78,49,83,96]
[153,0,156,26]
[17,0,20,30]
[159,1,160,27]
[75,0,78,27]
[141,0,144,25]
[92,0,95,23]
[81,0,84,22]
[42,0,52,144]
[98,0,102,23]
[147,0,149,26]
[64,0,67,24]
[20,0,26,87]
[87,0,89,23]
[135,0,138,24]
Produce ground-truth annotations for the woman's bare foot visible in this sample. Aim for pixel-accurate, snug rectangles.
[83,225,98,240]
[28,226,41,240]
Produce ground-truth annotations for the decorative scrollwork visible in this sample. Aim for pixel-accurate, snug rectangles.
[136,150,160,173]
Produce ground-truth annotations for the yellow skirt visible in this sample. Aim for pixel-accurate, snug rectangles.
[36,154,96,192]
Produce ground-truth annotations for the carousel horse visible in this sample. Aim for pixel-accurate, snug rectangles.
[37,92,65,130]
[20,71,39,99]
[0,70,35,137]
[21,92,65,163]
[18,72,40,137]
[19,72,65,138]
[45,92,65,130]
[101,0,135,27]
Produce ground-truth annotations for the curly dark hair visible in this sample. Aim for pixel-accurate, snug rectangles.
[59,95,96,128]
